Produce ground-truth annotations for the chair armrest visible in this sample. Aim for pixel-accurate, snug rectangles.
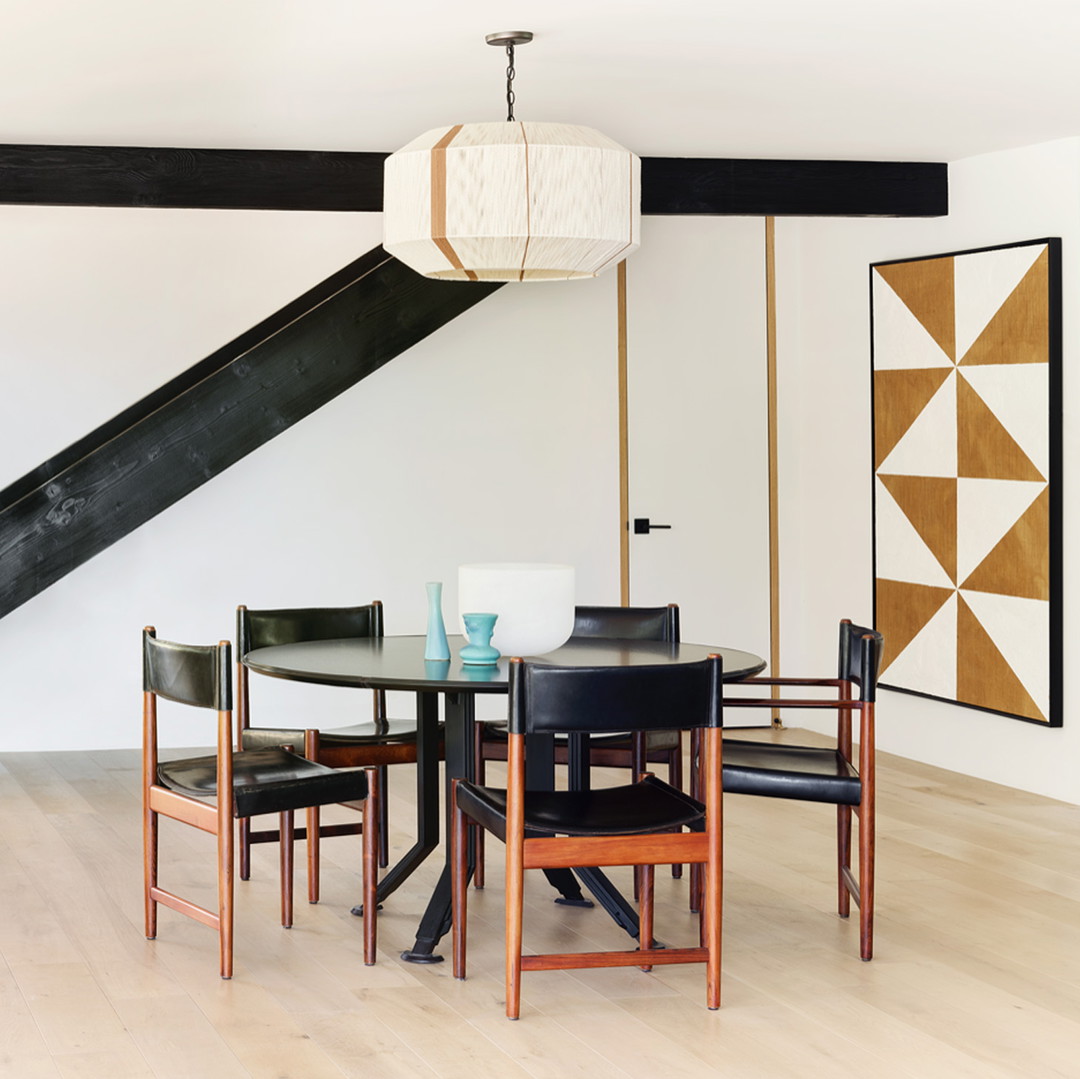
[723,696,860,709]
[737,676,845,687]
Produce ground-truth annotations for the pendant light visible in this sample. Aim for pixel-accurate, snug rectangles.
[383,31,641,282]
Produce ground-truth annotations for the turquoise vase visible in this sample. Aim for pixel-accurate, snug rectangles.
[460,612,500,665]
[424,581,451,661]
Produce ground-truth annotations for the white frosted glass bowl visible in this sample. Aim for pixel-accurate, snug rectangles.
[458,563,575,656]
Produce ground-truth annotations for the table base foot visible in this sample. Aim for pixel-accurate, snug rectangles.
[400,949,445,964]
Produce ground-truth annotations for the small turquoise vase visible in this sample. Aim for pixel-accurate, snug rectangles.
[460,612,500,665]
[424,581,451,661]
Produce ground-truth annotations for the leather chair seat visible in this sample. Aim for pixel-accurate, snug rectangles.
[455,773,704,843]
[722,741,861,805]
[158,747,368,819]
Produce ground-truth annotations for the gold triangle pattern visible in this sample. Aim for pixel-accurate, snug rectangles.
[956,596,1046,721]
[959,248,1049,367]
[956,374,1045,481]
[961,487,1049,600]
[876,578,954,675]
[876,257,956,362]
[874,368,952,469]
[878,474,957,583]
[874,243,1054,724]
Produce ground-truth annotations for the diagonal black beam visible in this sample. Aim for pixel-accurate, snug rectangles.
[0,248,501,618]
[0,144,948,217]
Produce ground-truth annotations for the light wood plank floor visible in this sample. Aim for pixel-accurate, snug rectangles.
[1,732,1078,1079]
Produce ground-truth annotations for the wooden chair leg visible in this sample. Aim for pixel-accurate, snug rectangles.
[218,818,234,980]
[705,847,722,1009]
[704,728,722,1010]
[859,802,875,961]
[307,805,320,904]
[638,862,655,972]
[670,739,684,879]
[363,768,379,965]
[687,729,703,911]
[473,834,485,889]
[301,731,321,903]
[280,809,295,928]
[837,803,852,918]
[239,816,252,881]
[144,806,158,939]
[473,728,487,890]
[377,765,389,869]
[451,780,468,980]
[505,737,525,1022]
[505,847,524,1020]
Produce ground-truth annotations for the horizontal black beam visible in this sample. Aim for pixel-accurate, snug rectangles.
[0,248,501,618]
[0,144,947,217]
[641,157,948,218]
[0,144,389,211]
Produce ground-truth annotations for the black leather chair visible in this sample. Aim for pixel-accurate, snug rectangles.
[237,602,423,903]
[473,603,683,887]
[718,619,883,960]
[142,628,378,977]
[452,655,725,1018]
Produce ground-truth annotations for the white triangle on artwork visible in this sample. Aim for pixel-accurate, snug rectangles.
[880,592,957,698]
[954,243,1046,361]
[959,366,1050,478]
[956,478,1045,583]
[872,272,954,371]
[878,369,957,477]
[959,590,1049,717]
[875,478,955,588]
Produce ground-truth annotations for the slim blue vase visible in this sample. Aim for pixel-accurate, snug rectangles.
[424,581,451,661]
[460,612,500,665]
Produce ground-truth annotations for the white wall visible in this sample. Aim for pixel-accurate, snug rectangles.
[0,206,620,749]
[775,136,1080,804]
[5,145,1078,805]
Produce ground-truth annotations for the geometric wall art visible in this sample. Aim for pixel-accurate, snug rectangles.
[871,238,1062,725]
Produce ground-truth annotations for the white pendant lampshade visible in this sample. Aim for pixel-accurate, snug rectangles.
[458,562,575,656]
[384,121,640,282]
[383,31,641,282]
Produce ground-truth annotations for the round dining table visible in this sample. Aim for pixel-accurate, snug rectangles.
[244,634,766,962]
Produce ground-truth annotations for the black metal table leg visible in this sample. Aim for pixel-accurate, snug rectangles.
[563,730,640,933]
[529,731,591,905]
[352,691,440,914]
[401,690,475,962]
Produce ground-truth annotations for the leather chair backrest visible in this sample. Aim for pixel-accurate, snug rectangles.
[238,603,383,652]
[143,628,231,711]
[508,656,721,736]
[571,604,679,643]
[837,621,884,702]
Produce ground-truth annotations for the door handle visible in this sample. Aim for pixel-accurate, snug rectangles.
[633,518,672,534]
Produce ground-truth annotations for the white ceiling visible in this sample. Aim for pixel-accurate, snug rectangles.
[5,0,1080,163]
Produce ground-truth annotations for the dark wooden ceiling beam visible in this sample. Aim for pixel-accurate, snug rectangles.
[0,143,948,217]
[0,248,501,619]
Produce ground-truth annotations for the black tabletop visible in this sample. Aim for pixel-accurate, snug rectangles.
[243,634,766,692]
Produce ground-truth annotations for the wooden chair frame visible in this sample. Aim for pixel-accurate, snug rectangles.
[143,629,379,977]
[716,619,879,960]
[236,601,420,903]
[473,603,683,889]
[453,655,724,1019]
